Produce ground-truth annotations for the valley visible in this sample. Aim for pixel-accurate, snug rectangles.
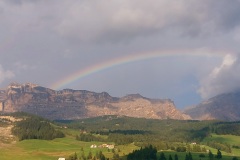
[1,83,240,159]
[1,113,240,160]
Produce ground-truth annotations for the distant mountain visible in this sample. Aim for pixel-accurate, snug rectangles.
[184,91,240,121]
[0,83,190,120]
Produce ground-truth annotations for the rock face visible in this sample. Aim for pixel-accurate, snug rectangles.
[184,91,240,121]
[0,83,190,120]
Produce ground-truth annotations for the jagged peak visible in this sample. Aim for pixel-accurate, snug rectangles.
[123,93,144,99]
[7,82,39,88]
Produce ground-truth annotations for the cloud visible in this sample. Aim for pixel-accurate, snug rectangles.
[198,54,240,99]
[1,0,240,108]
[13,62,36,71]
[0,65,15,84]
[2,0,240,45]
[53,0,240,43]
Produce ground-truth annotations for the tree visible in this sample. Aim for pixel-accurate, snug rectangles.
[159,152,166,160]
[216,149,222,159]
[87,151,93,159]
[188,152,193,160]
[127,145,157,160]
[68,152,77,160]
[99,151,106,160]
[113,153,120,160]
[174,154,178,160]
[232,157,239,160]
[81,151,86,160]
[169,155,173,160]
[209,150,214,160]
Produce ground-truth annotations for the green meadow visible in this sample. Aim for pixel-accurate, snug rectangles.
[203,134,240,157]
[0,133,139,160]
[1,134,240,160]
[1,114,240,160]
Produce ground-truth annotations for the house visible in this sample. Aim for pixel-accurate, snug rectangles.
[90,144,97,148]
[107,144,115,149]
[58,158,65,160]
[98,144,115,149]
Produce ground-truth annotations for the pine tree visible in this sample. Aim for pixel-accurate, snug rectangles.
[159,152,166,160]
[216,149,222,159]
[188,152,193,160]
[209,150,214,160]
[174,154,178,160]
[87,151,93,159]
[169,155,173,160]
[232,157,239,160]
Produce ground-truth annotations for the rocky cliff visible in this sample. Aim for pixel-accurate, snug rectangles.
[0,83,190,120]
[184,91,240,121]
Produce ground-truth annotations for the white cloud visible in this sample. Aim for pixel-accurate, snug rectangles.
[198,54,240,99]
[0,65,15,84]
[13,62,35,71]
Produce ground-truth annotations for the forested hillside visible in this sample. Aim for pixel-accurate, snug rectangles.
[56,115,240,153]
[10,112,65,140]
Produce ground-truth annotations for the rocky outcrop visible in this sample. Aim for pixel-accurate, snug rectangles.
[0,83,190,120]
[184,91,240,121]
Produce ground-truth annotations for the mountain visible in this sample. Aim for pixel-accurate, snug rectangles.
[184,91,240,121]
[0,83,190,120]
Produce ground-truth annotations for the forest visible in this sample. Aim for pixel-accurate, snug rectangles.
[53,115,240,156]
[3,113,240,160]
[11,113,65,140]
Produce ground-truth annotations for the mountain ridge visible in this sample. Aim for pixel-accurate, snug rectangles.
[0,83,190,120]
[184,91,240,121]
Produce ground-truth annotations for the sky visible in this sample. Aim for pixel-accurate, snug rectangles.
[1,0,240,109]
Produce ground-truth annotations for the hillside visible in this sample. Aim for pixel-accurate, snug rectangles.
[0,83,190,120]
[184,91,240,121]
[1,113,240,159]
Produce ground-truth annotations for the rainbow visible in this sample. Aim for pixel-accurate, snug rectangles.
[51,49,229,90]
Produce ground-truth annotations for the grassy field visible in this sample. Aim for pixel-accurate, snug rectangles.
[204,134,240,145]
[203,134,240,157]
[0,130,139,160]
[1,124,240,160]
[159,151,236,160]
[0,136,240,160]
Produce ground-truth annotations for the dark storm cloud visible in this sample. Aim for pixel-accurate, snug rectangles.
[1,0,240,107]
[53,0,240,43]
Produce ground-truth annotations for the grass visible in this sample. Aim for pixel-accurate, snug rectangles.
[203,134,240,157]
[1,126,240,160]
[204,134,240,145]
[159,151,236,160]
[0,136,239,160]
[0,128,139,160]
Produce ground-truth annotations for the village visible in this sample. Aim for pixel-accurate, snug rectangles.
[90,143,115,150]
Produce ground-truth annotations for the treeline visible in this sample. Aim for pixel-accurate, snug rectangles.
[76,133,105,142]
[93,129,149,135]
[206,141,232,153]
[57,116,215,143]
[12,117,64,140]
[57,116,240,138]
[67,151,106,160]
[127,145,157,160]
[213,123,240,136]
[127,146,180,160]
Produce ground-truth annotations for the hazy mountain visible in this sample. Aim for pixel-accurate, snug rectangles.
[0,83,190,120]
[184,91,240,121]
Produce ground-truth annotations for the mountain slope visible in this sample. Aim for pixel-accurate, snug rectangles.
[184,91,240,121]
[0,83,190,120]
